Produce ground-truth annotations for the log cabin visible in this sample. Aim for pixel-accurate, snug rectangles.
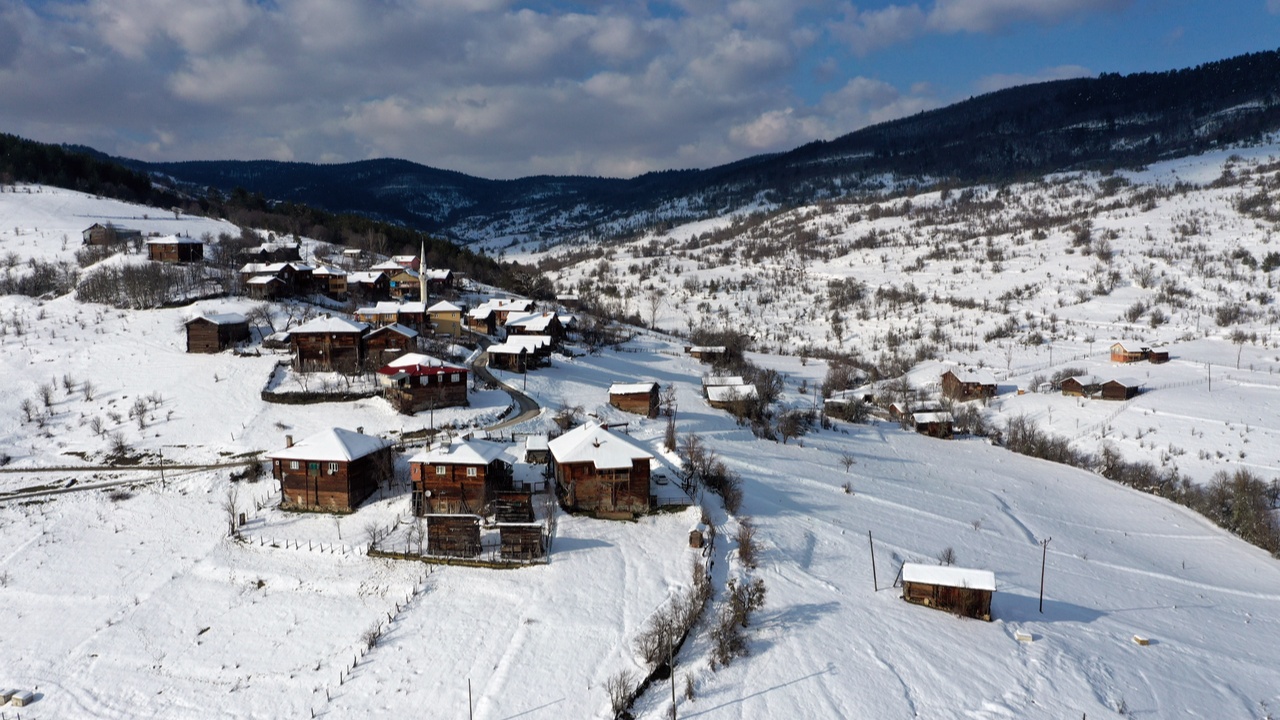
[1101,377,1142,400]
[912,411,954,439]
[548,421,654,517]
[289,316,369,372]
[409,438,512,515]
[267,428,394,512]
[499,523,545,559]
[901,563,995,621]
[311,265,348,299]
[608,381,660,418]
[706,383,759,409]
[82,223,141,246]
[1060,375,1101,397]
[1110,341,1150,363]
[184,313,250,353]
[426,514,482,557]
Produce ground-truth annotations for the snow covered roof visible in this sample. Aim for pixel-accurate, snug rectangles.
[503,335,552,351]
[348,271,387,283]
[1064,374,1103,386]
[688,345,726,353]
[610,382,658,395]
[525,434,549,452]
[901,563,996,592]
[311,265,346,276]
[146,235,203,244]
[702,375,745,387]
[367,323,419,339]
[505,312,557,331]
[1105,377,1142,388]
[289,316,368,334]
[357,301,403,315]
[428,300,462,313]
[409,438,509,466]
[188,313,245,326]
[369,260,404,271]
[707,384,758,402]
[912,411,954,424]
[947,367,997,385]
[266,427,393,463]
[548,421,654,469]
[1111,341,1150,352]
[246,275,283,285]
[423,268,452,280]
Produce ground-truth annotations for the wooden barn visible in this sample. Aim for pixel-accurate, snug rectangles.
[1148,347,1170,364]
[941,368,997,402]
[687,345,727,362]
[426,514,482,557]
[912,411,954,439]
[422,268,455,293]
[82,223,141,246]
[706,383,759,410]
[408,438,511,515]
[548,421,654,517]
[609,381,659,418]
[245,274,286,300]
[901,563,995,621]
[376,353,468,414]
[524,434,549,464]
[1101,377,1142,401]
[486,342,528,372]
[1060,375,1101,398]
[364,323,419,365]
[505,312,565,345]
[184,313,250,353]
[1110,342,1151,363]
[267,428,394,513]
[146,235,204,263]
[347,271,391,302]
[701,375,746,397]
[289,316,369,372]
[499,523,545,560]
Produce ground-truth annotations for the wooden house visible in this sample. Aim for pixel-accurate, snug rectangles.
[376,353,469,413]
[687,345,727,362]
[422,268,455,293]
[289,316,369,372]
[609,382,660,418]
[390,254,420,271]
[241,241,300,263]
[311,265,348,299]
[1110,342,1151,363]
[245,275,286,300]
[347,271,391,302]
[184,313,249,353]
[146,235,204,263]
[1148,347,1170,364]
[267,428,394,512]
[912,411,954,439]
[384,267,421,300]
[409,438,511,514]
[486,342,528,372]
[427,300,464,336]
[356,302,405,328]
[901,563,995,621]
[1101,377,1142,401]
[941,368,997,402]
[465,306,497,335]
[364,323,419,365]
[548,421,654,516]
[426,514,482,557]
[82,223,141,246]
[504,312,565,345]
[706,383,759,410]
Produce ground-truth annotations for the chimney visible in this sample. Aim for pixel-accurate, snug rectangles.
[285,434,294,448]
[357,426,364,435]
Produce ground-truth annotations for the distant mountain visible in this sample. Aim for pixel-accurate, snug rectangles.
[122,48,1280,245]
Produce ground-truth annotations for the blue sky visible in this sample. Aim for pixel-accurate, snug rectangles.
[0,0,1277,179]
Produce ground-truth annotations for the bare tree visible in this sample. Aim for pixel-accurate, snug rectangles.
[644,288,666,329]
[222,485,240,537]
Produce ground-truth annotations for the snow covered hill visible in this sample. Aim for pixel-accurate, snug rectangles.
[0,180,1278,718]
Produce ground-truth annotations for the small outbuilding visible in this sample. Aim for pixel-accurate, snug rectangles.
[609,381,660,418]
[1101,377,1142,401]
[498,523,545,560]
[184,313,250,353]
[146,235,204,263]
[706,383,759,410]
[1060,375,1101,398]
[687,345,727,362]
[901,563,995,621]
[912,411,954,439]
[426,514,482,557]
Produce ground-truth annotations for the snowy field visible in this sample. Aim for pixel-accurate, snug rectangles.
[0,182,1279,717]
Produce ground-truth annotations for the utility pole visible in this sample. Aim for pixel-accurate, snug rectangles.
[868,531,878,591]
[1039,537,1052,613]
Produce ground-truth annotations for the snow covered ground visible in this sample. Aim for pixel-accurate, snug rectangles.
[1,180,1279,718]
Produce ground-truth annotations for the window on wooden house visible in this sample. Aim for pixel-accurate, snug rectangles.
[466,466,477,477]
[328,462,339,474]
[290,460,300,470]
[435,465,447,475]
[451,373,460,382]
